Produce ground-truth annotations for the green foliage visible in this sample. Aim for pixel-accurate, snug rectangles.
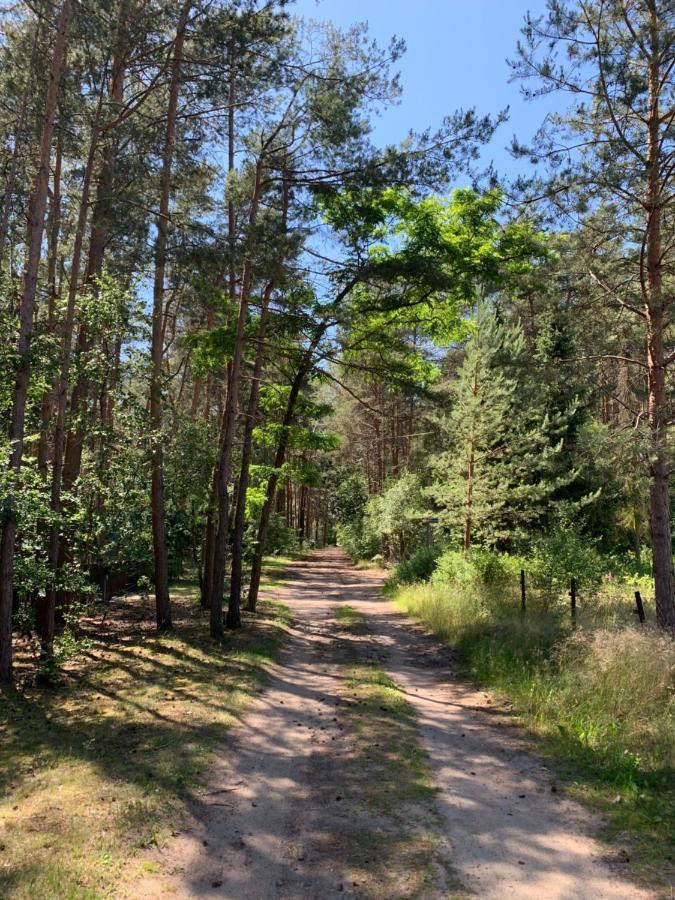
[365,472,425,560]
[429,303,581,548]
[389,545,441,585]
[1,449,51,597]
[265,513,302,556]
[331,468,381,560]
[336,520,379,562]
[528,529,605,595]
[13,600,35,637]
[325,188,549,360]
[329,469,369,525]
[431,547,521,587]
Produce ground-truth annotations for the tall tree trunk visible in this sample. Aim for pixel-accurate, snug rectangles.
[204,55,238,635]
[37,131,64,476]
[150,1,191,632]
[210,160,263,636]
[246,327,326,613]
[60,55,124,498]
[463,439,475,552]
[0,0,72,684]
[37,116,100,660]
[227,281,274,620]
[227,170,289,625]
[0,12,44,269]
[201,483,217,608]
[645,19,675,628]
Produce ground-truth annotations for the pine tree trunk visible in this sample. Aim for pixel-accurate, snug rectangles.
[228,280,274,620]
[0,13,44,270]
[206,57,238,636]
[150,2,191,632]
[37,117,100,660]
[0,0,72,684]
[201,500,217,609]
[246,328,325,612]
[37,132,64,477]
[463,367,478,552]
[60,51,125,500]
[210,160,263,635]
[645,25,675,629]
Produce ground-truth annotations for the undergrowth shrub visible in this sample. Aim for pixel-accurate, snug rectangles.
[336,521,379,561]
[528,529,605,595]
[389,545,441,585]
[266,513,302,555]
[431,548,522,586]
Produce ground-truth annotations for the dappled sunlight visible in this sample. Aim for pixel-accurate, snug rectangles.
[0,585,289,898]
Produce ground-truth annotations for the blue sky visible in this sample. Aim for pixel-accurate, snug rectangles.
[294,0,557,181]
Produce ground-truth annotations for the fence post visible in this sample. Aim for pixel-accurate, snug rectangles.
[570,577,577,625]
[634,590,646,624]
[520,569,526,613]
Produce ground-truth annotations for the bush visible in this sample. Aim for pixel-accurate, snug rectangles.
[336,521,379,562]
[390,545,441,586]
[528,529,605,596]
[431,547,518,586]
[265,514,302,555]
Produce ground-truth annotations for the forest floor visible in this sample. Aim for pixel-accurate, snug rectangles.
[131,548,656,900]
[0,559,293,899]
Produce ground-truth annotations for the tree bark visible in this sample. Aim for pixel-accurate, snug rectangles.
[227,280,274,621]
[37,131,64,477]
[0,0,72,683]
[209,156,264,635]
[463,365,478,552]
[246,327,326,612]
[149,1,191,632]
[0,12,44,270]
[37,115,101,660]
[61,50,125,498]
[644,14,675,628]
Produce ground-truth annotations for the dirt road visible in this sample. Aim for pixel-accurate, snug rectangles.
[133,549,653,899]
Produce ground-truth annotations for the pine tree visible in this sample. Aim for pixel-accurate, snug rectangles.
[511,0,675,627]
[430,305,577,549]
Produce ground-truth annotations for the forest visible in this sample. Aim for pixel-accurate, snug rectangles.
[0,0,674,898]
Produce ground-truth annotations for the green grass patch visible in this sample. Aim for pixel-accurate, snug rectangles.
[331,604,366,631]
[0,577,290,900]
[394,580,675,893]
[260,553,301,589]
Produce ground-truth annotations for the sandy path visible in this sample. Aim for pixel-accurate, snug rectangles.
[133,549,653,900]
[331,549,653,900]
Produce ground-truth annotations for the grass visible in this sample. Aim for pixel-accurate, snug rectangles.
[260,553,300,588]
[393,579,675,894]
[329,605,465,898]
[333,604,366,631]
[0,574,291,900]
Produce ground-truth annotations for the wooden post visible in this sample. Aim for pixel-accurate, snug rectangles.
[634,590,646,624]
[570,577,577,625]
[520,569,526,613]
